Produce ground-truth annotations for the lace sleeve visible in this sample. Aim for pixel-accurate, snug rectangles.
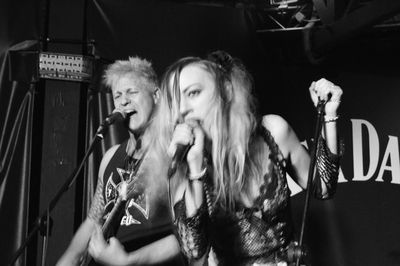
[174,197,209,260]
[313,136,343,199]
[87,175,105,223]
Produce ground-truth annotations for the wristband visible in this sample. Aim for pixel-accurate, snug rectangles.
[324,115,339,123]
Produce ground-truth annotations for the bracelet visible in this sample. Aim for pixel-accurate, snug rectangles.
[188,167,207,181]
[324,115,339,123]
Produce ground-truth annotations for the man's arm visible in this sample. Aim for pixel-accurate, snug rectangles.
[56,218,97,266]
[88,232,183,266]
[126,234,182,265]
[56,145,120,265]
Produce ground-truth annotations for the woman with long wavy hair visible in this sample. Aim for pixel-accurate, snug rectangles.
[155,51,343,266]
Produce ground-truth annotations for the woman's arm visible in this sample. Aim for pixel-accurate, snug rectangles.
[309,78,342,155]
[262,114,311,190]
[263,78,342,198]
[168,122,210,263]
[167,122,205,217]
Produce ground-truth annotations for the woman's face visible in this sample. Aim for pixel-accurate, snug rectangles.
[178,63,217,125]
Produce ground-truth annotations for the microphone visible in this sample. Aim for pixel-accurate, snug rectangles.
[167,143,191,178]
[96,109,127,136]
[103,109,127,126]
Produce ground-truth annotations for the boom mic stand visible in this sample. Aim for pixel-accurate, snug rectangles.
[8,124,111,266]
[295,99,326,266]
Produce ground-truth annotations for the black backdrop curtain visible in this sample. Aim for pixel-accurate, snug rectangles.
[1,0,400,265]
[0,41,38,265]
[0,0,41,263]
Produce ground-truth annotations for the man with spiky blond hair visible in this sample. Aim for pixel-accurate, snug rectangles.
[57,57,183,266]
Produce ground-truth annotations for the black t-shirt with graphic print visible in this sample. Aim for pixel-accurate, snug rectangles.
[101,140,173,245]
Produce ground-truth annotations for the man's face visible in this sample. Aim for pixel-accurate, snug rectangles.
[112,75,156,134]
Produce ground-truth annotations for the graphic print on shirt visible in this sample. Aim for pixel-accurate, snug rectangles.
[104,167,149,226]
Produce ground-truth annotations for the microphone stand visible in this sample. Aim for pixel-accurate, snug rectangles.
[295,99,326,266]
[8,125,110,266]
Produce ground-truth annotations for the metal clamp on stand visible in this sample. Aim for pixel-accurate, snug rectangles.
[38,212,53,266]
[283,241,307,265]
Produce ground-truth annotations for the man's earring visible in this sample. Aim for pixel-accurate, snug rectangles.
[153,88,160,103]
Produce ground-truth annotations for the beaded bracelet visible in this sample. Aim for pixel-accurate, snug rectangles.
[188,167,207,181]
[324,115,339,123]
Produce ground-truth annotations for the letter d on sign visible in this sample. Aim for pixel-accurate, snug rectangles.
[352,119,379,181]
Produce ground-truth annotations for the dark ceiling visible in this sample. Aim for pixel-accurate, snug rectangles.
[171,0,400,64]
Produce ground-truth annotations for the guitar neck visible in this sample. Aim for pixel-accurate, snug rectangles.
[101,196,126,239]
[78,196,127,266]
